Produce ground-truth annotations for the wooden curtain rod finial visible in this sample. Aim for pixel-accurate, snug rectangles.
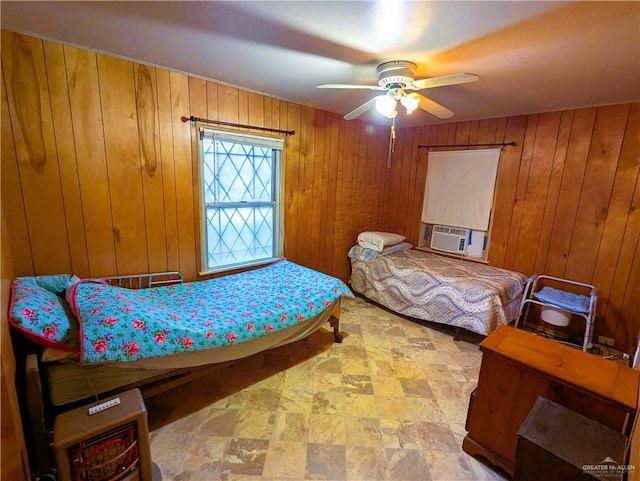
[180,116,193,123]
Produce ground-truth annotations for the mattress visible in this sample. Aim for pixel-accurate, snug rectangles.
[349,249,527,336]
[44,299,338,406]
[45,362,176,407]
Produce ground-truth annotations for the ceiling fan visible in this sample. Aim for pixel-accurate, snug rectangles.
[317,60,479,120]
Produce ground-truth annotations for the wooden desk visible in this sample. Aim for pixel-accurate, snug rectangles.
[463,326,639,476]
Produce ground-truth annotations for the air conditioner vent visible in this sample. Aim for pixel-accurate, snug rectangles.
[431,225,469,255]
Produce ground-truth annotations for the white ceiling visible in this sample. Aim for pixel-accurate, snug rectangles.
[2,1,639,128]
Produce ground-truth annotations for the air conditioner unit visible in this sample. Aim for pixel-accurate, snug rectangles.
[430,225,469,255]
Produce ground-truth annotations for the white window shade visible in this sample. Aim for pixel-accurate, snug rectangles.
[421,149,501,231]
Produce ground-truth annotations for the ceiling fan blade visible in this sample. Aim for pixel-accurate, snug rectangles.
[317,83,385,90]
[344,96,382,120]
[408,73,479,90]
[415,93,454,119]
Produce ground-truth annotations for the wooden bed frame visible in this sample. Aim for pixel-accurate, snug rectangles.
[21,270,344,477]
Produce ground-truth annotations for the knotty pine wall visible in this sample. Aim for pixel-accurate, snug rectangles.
[1,31,638,351]
[381,105,639,350]
[1,31,389,286]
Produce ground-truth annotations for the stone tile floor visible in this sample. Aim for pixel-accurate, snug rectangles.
[145,296,508,480]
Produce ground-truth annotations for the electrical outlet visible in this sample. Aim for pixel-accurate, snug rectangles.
[598,335,615,347]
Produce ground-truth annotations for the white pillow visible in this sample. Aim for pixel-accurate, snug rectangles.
[357,231,406,252]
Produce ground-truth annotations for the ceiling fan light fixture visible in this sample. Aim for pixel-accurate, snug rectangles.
[376,94,398,118]
[317,60,478,121]
[400,92,420,115]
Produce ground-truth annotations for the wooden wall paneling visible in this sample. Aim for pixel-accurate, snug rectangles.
[320,113,340,276]
[502,115,538,272]
[391,126,407,236]
[374,124,389,235]
[169,71,197,281]
[484,117,508,258]
[1,68,34,276]
[369,124,385,232]
[247,91,264,130]
[356,120,368,236]
[354,121,370,234]
[615,180,640,349]
[412,125,442,241]
[218,84,239,124]
[135,64,169,274]
[564,104,631,283]
[446,121,458,146]
[274,98,285,132]
[295,105,316,268]
[206,81,219,122]
[409,125,432,245]
[406,127,422,242]
[358,121,372,232]
[383,127,404,231]
[436,123,452,148]
[64,46,117,277]
[154,69,181,274]
[309,109,327,271]
[358,122,374,233]
[335,120,356,279]
[1,213,31,481]
[592,104,640,328]
[263,95,273,130]
[2,32,72,275]
[544,108,596,278]
[398,127,416,239]
[348,121,363,236]
[188,77,207,275]
[97,55,149,275]
[4,31,637,347]
[318,111,332,269]
[477,118,499,146]
[283,102,301,262]
[600,104,640,343]
[467,120,480,146]
[513,112,562,275]
[453,120,472,147]
[43,40,91,278]
[238,89,249,129]
[362,121,377,232]
[380,125,399,233]
[495,118,508,145]
[530,112,571,275]
[331,118,348,281]
[319,111,335,274]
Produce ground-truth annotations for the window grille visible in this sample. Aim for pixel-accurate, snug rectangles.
[200,129,284,272]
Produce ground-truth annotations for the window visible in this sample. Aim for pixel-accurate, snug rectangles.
[199,128,284,273]
[419,148,501,261]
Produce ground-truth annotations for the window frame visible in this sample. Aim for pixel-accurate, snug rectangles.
[418,148,502,262]
[197,127,285,275]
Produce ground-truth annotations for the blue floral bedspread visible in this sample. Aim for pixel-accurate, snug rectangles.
[69,260,353,365]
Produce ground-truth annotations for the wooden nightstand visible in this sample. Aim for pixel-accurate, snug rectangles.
[53,388,153,481]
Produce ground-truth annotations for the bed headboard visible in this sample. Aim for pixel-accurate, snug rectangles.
[101,271,184,289]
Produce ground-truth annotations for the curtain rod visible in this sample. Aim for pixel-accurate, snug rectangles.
[181,115,295,136]
[418,141,516,150]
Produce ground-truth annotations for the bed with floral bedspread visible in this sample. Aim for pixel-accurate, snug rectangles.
[11,260,353,367]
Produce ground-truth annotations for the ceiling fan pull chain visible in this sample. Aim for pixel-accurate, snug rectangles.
[387,118,396,168]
